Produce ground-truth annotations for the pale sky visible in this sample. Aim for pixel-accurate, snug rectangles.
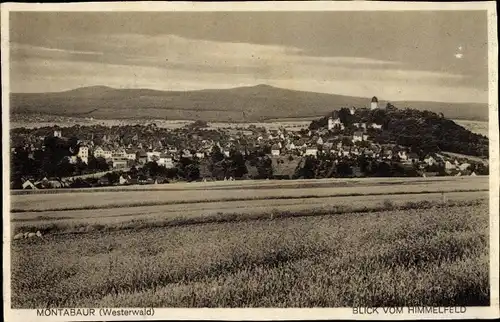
[9,11,489,103]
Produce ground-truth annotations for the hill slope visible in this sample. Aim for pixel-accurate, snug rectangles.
[10,85,488,122]
[310,106,489,157]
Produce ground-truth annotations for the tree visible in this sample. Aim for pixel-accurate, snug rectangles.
[70,178,92,188]
[190,120,208,128]
[335,161,352,177]
[57,158,76,177]
[42,136,74,177]
[88,156,110,171]
[338,107,354,126]
[105,172,120,185]
[185,163,200,181]
[129,165,138,178]
[211,145,225,164]
[374,162,392,177]
[228,149,248,178]
[256,156,273,179]
[295,156,317,179]
[75,157,87,175]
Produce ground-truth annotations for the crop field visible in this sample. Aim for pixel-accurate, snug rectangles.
[9,176,490,307]
[453,119,489,138]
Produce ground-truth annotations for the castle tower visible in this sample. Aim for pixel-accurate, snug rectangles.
[370,96,379,110]
[328,117,334,130]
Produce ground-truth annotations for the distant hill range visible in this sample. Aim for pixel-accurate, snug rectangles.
[10,85,488,122]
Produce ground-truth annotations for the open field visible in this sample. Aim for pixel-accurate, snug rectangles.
[453,119,489,138]
[11,118,310,132]
[9,176,490,307]
[10,176,488,233]
[11,201,489,308]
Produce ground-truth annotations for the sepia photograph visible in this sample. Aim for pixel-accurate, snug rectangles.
[2,1,499,320]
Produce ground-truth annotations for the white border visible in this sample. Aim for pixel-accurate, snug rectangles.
[1,1,499,321]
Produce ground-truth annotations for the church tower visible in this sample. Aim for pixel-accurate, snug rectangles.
[370,96,379,110]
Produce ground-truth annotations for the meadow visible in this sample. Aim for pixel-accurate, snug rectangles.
[9,176,490,308]
[453,119,489,138]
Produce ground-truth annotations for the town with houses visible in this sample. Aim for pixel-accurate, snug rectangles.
[11,97,489,190]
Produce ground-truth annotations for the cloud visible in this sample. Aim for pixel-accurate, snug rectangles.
[9,34,485,103]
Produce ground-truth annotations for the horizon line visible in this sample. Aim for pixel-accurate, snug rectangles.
[10,84,488,105]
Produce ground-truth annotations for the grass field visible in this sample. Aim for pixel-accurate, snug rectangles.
[9,176,490,308]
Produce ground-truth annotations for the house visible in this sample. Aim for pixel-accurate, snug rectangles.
[370,123,383,130]
[195,152,205,159]
[181,149,193,158]
[317,137,324,145]
[93,146,105,158]
[113,158,128,169]
[77,145,89,164]
[352,131,364,143]
[137,151,148,164]
[102,147,113,160]
[305,147,318,157]
[349,106,356,115]
[362,134,369,141]
[155,176,169,184]
[125,149,137,160]
[445,160,456,170]
[158,153,175,168]
[459,163,471,171]
[112,148,127,160]
[271,144,281,156]
[53,130,62,138]
[223,150,231,157]
[22,180,37,190]
[382,149,393,160]
[398,151,408,161]
[146,151,161,162]
[119,175,130,185]
[424,155,436,166]
[328,117,343,130]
